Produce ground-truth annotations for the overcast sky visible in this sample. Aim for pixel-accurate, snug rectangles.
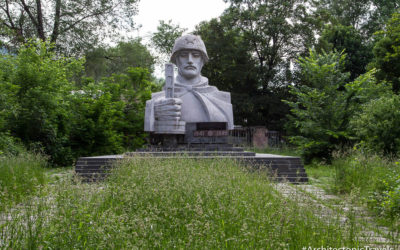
[135,0,229,40]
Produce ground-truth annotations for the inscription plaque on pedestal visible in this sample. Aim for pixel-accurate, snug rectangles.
[193,130,228,137]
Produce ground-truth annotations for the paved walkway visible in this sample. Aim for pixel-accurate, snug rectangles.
[273,180,399,248]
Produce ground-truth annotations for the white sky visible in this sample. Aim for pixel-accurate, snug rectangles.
[135,0,229,39]
[134,0,229,78]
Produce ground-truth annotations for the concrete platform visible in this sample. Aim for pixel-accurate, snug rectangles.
[75,151,308,183]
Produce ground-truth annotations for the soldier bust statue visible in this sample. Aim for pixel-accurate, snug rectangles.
[144,34,234,138]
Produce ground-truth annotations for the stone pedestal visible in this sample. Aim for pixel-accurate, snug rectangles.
[184,122,228,144]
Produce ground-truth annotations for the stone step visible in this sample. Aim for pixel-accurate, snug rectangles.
[125,151,256,157]
[137,144,245,152]
[75,152,308,184]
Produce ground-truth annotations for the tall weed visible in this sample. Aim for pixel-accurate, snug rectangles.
[0,152,47,211]
[332,151,400,219]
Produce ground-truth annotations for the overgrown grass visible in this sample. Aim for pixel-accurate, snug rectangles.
[331,151,400,220]
[305,150,400,227]
[304,162,336,186]
[0,152,47,211]
[1,157,362,249]
[330,151,391,195]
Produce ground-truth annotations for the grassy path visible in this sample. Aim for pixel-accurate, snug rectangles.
[273,180,400,248]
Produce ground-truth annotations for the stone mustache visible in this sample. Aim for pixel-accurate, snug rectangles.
[144,34,234,134]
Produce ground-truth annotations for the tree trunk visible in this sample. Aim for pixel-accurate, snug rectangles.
[50,0,61,43]
[35,0,46,40]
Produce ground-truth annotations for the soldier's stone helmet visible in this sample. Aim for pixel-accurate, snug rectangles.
[170,34,209,65]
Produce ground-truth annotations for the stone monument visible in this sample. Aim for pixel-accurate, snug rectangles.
[75,34,308,183]
[144,34,233,147]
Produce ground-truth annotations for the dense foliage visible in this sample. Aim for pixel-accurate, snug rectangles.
[0,40,158,165]
[369,12,400,93]
[351,95,400,155]
[285,49,392,162]
[284,50,351,162]
[84,39,155,82]
[316,24,373,80]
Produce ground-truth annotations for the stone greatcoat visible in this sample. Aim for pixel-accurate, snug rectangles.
[144,76,234,132]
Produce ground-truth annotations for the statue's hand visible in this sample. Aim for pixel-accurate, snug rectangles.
[154,98,182,122]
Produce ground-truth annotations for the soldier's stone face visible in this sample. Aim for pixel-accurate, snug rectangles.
[176,50,204,79]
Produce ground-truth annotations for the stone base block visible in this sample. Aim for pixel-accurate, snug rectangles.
[154,120,185,134]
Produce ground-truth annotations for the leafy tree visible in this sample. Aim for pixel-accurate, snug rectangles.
[0,40,158,165]
[312,0,371,30]
[316,24,373,80]
[365,0,400,37]
[369,12,400,93]
[312,0,400,37]
[0,54,23,154]
[351,94,400,156]
[101,67,160,149]
[1,40,82,164]
[67,67,159,160]
[285,50,350,162]
[285,50,388,163]
[0,0,140,54]
[85,39,155,82]
[68,80,126,157]
[151,20,187,58]
[224,0,314,89]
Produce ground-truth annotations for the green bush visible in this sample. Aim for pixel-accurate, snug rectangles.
[68,67,159,157]
[0,41,158,165]
[68,81,126,157]
[100,67,160,150]
[0,40,81,165]
[0,132,25,156]
[368,12,400,92]
[351,94,400,156]
[0,152,47,211]
[377,167,400,218]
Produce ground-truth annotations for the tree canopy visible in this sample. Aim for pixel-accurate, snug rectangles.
[369,12,400,93]
[312,0,400,37]
[0,0,140,54]
[194,0,315,128]
[85,39,155,82]
[150,20,187,58]
[316,24,373,80]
